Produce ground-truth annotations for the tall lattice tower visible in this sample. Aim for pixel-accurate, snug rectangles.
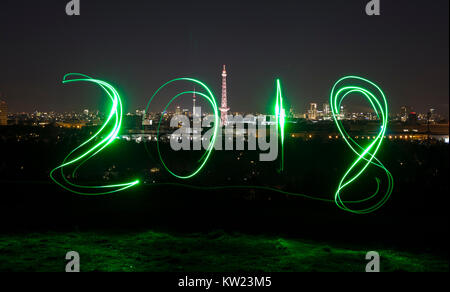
[219,65,230,126]
[192,87,196,117]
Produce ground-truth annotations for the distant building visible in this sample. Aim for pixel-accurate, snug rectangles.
[123,114,142,130]
[339,105,346,120]
[323,103,330,116]
[400,106,413,122]
[428,108,437,122]
[308,103,318,120]
[289,106,295,118]
[407,112,418,124]
[0,99,8,126]
[175,106,182,116]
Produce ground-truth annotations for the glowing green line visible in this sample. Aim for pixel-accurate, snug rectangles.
[49,74,139,195]
[330,76,394,214]
[146,181,380,204]
[144,76,391,214]
[48,73,393,213]
[274,79,286,171]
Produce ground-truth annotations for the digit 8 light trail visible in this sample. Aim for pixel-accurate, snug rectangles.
[330,76,394,214]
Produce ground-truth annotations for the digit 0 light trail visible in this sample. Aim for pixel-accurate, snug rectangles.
[145,78,220,179]
[50,74,394,213]
[49,73,139,195]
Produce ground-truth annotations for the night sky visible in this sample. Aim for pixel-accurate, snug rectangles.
[0,0,448,115]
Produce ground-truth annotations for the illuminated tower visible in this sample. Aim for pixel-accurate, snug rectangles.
[219,65,230,126]
[193,87,196,117]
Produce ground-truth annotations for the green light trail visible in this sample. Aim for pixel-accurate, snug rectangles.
[145,78,220,179]
[330,76,394,214]
[50,74,393,214]
[144,76,392,214]
[274,79,286,172]
[49,73,139,195]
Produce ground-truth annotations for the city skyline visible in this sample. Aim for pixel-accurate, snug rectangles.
[1,65,448,120]
[0,64,449,118]
[0,0,448,115]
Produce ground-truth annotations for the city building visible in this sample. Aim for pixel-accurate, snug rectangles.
[308,103,318,120]
[323,103,330,116]
[400,106,413,122]
[0,99,8,126]
[408,112,418,124]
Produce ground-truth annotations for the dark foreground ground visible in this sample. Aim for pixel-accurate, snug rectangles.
[0,230,448,272]
[1,180,449,272]
[0,141,448,272]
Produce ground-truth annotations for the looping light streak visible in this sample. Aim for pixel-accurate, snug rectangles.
[330,76,394,214]
[51,74,393,214]
[49,73,139,195]
[145,78,220,179]
[144,77,392,214]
